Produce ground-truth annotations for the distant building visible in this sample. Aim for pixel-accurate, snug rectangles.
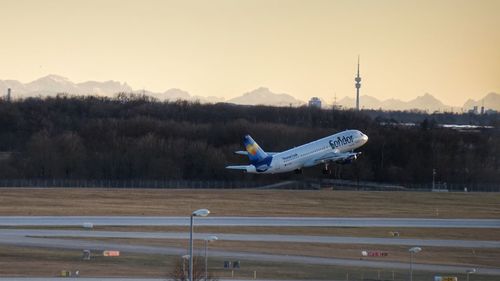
[6,88,11,102]
[469,106,479,115]
[308,97,322,108]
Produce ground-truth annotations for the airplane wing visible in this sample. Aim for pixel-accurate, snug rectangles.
[308,151,362,165]
[234,151,278,156]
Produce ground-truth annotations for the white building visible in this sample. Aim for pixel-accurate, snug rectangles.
[308,97,322,108]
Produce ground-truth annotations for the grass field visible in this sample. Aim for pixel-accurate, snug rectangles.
[0,188,499,218]
[0,245,497,281]
[0,188,499,279]
[45,236,500,267]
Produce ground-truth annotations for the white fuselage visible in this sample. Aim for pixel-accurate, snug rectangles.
[251,130,368,174]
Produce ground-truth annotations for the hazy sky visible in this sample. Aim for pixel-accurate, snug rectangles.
[1,0,499,106]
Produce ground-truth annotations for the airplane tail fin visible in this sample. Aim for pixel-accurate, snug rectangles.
[243,135,268,164]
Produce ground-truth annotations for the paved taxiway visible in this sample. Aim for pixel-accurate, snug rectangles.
[1,216,499,228]
[1,229,499,249]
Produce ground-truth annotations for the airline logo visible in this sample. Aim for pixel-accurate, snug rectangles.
[246,143,259,156]
[329,135,354,149]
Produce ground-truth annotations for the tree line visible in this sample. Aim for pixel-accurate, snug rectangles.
[0,93,498,187]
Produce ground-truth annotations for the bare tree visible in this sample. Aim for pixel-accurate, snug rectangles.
[169,256,218,281]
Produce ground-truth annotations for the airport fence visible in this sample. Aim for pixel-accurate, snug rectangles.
[0,178,313,189]
[212,266,472,281]
[0,178,497,191]
[403,182,500,192]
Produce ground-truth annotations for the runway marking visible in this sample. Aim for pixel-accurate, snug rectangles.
[2,229,499,249]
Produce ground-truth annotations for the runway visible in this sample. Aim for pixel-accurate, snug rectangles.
[1,216,499,228]
[1,229,499,249]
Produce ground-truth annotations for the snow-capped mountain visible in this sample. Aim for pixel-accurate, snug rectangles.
[227,87,305,107]
[77,80,132,96]
[0,75,496,111]
[337,93,450,112]
[463,92,500,111]
[0,75,226,104]
[0,75,132,98]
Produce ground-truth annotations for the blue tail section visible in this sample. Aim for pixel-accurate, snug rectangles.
[243,135,268,165]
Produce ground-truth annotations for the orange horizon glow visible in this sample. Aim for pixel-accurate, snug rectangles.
[1,0,499,106]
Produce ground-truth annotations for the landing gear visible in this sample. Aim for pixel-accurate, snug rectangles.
[294,169,303,174]
[322,163,331,175]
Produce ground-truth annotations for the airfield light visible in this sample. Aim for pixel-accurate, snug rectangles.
[409,247,422,253]
[205,235,218,281]
[189,209,210,281]
[466,268,476,281]
[408,247,422,281]
[193,209,210,217]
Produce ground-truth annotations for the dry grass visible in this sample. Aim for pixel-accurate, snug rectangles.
[0,244,171,277]
[0,188,499,218]
[51,237,500,268]
[0,245,497,281]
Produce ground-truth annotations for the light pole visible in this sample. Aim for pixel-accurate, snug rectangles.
[204,235,218,281]
[466,268,476,281]
[189,209,210,281]
[408,247,422,281]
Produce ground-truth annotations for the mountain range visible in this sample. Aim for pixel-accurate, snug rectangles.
[336,92,499,112]
[0,75,498,112]
[0,75,133,97]
[337,93,450,112]
[227,87,304,107]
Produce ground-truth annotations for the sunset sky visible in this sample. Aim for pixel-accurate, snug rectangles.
[1,0,499,106]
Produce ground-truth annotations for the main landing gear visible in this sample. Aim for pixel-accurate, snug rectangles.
[322,163,331,175]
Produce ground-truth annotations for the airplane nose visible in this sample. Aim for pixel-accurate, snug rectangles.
[362,134,368,143]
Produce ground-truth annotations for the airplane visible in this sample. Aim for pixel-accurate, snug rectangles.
[226,129,368,174]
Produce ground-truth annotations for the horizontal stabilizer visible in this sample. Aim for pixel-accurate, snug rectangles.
[226,165,257,173]
[226,165,251,170]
